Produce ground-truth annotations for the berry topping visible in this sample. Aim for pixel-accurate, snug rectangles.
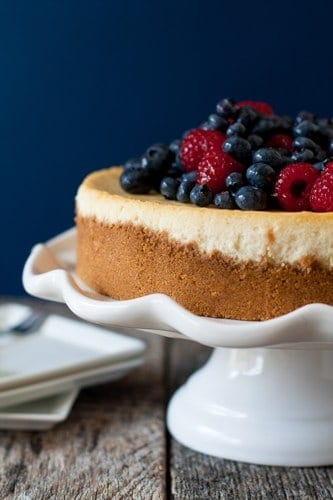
[309,172,333,212]
[200,114,228,132]
[214,191,235,209]
[274,163,319,211]
[292,136,318,152]
[196,150,244,194]
[216,98,235,118]
[121,97,333,211]
[226,122,247,137]
[222,136,252,163]
[293,120,318,139]
[253,148,285,169]
[235,100,274,116]
[290,149,315,163]
[179,129,225,172]
[266,133,293,152]
[176,172,197,203]
[225,171,245,193]
[144,143,170,173]
[246,163,276,191]
[120,168,152,194]
[236,106,259,127]
[124,157,144,171]
[234,186,268,210]
[160,177,180,200]
[247,134,264,150]
[190,184,213,207]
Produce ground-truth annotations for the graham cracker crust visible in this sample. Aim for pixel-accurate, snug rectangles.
[76,216,333,321]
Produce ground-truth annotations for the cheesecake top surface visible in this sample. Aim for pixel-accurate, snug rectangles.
[76,167,333,268]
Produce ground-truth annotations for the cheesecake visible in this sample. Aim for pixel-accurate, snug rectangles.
[75,167,333,321]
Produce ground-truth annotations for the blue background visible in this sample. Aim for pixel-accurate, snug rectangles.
[2,0,333,294]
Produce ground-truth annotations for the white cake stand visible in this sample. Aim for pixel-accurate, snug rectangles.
[23,228,333,466]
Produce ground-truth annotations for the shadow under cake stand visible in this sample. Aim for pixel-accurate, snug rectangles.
[23,228,333,466]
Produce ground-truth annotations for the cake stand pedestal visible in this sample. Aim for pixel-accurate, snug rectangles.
[167,346,333,466]
[23,228,333,466]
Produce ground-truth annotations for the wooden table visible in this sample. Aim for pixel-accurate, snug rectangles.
[1,297,333,499]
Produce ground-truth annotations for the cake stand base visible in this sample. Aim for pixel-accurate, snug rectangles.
[167,347,333,466]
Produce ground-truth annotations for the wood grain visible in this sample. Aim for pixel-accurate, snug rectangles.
[1,298,333,499]
[0,298,167,499]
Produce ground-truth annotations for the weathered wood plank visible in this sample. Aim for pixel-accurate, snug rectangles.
[167,338,333,500]
[0,298,167,500]
[3,297,333,499]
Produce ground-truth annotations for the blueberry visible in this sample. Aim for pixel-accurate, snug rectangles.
[124,157,144,170]
[247,134,264,150]
[141,144,171,178]
[214,191,235,209]
[291,149,315,163]
[190,185,213,207]
[222,137,252,162]
[207,113,228,132]
[176,172,197,202]
[317,117,332,129]
[146,142,170,163]
[293,120,318,138]
[315,148,326,162]
[225,172,244,193]
[120,168,152,194]
[316,118,333,139]
[226,122,247,137]
[277,115,293,131]
[246,163,276,190]
[181,171,197,183]
[236,106,258,127]
[216,98,235,118]
[292,136,318,152]
[252,148,284,169]
[166,162,183,178]
[160,177,180,200]
[169,139,181,156]
[234,186,268,210]
[295,111,316,124]
[252,118,278,137]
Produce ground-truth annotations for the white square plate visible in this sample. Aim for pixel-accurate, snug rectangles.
[0,356,143,409]
[0,309,145,391]
[0,389,78,430]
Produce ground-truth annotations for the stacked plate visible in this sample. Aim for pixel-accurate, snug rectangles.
[0,303,146,430]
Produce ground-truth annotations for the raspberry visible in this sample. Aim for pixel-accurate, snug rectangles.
[197,150,244,194]
[179,129,225,172]
[235,100,274,116]
[310,172,333,211]
[266,133,293,152]
[274,163,319,211]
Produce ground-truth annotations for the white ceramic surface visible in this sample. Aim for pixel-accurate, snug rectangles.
[0,311,145,391]
[23,228,333,465]
[0,357,143,409]
[0,389,78,431]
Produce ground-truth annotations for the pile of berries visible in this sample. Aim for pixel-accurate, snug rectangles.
[120,98,333,211]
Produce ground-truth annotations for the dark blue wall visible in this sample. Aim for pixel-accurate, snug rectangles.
[2,0,333,294]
